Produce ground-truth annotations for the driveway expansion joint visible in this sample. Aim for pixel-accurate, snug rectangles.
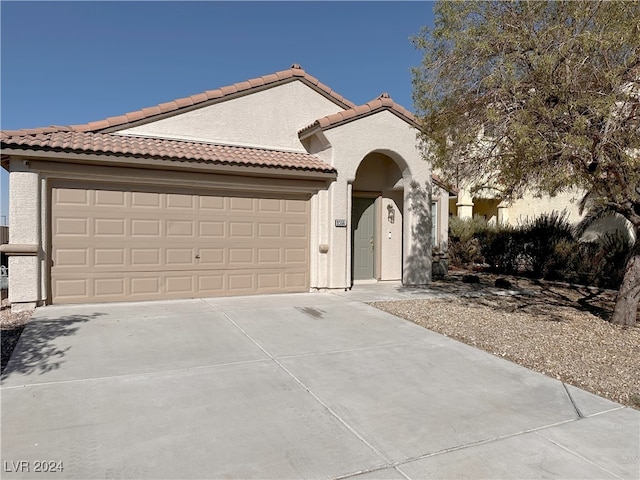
[274,342,419,361]
[0,357,272,390]
[562,382,585,419]
[204,299,393,465]
[534,431,625,479]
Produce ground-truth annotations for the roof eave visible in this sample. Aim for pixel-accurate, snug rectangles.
[0,146,338,180]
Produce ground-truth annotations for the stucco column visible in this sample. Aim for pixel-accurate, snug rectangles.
[402,178,431,286]
[497,203,509,225]
[345,183,353,287]
[6,165,42,310]
[327,178,349,289]
[456,193,474,219]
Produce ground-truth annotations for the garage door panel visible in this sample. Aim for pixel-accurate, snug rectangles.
[199,196,225,210]
[229,197,254,211]
[131,219,161,237]
[229,222,254,238]
[166,248,195,265]
[199,221,225,237]
[95,278,125,297]
[166,193,195,210]
[95,190,126,206]
[166,220,194,237]
[285,199,307,213]
[258,198,283,213]
[94,249,125,267]
[51,186,309,304]
[198,248,225,265]
[131,191,161,207]
[55,248,88,267]
[284,272,307,289]
[285,223,307,238]
[55,188,89,206]
[95,218,126,236]
[131,276,162,296]
[55,217,89,236]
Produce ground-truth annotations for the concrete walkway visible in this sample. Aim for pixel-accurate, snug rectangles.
[1,285,638,479]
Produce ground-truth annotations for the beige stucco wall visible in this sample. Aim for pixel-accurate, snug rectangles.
[504,190,583,225]
[118,81,344,152]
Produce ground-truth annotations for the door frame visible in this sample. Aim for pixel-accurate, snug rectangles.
[351,192,381,283]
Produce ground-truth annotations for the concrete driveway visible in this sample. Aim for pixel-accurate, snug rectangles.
[2,286,638,479]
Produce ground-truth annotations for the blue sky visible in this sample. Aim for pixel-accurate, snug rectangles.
[0,1,436,222]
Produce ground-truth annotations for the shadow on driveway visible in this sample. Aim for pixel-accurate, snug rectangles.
[1,313,103,381]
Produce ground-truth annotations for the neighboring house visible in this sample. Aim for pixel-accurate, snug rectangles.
[450,185,636,243]
[450,187,584,226]
[0,64,451,309]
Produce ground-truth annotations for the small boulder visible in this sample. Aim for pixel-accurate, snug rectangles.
[495,278,513,289]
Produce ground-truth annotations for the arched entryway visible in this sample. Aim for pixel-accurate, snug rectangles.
[350,152,406,283]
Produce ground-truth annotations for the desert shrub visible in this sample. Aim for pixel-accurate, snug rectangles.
[446,210,631,289]
[544,238,581,281]
[574,232,633,289]
[478,226,524,274]
[447,216,491,267]
[519,212,575,278]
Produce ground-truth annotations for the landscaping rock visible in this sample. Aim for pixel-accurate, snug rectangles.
[495,278,513,289]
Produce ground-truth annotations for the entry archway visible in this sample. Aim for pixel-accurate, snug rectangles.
[350,152,405,283]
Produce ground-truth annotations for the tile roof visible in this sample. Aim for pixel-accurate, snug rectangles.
[432,173,459,195]
[2,64,357,137]
[298,93,420,138]
[0,131,336,174]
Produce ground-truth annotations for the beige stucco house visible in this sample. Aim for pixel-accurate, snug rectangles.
[1,65,450,309]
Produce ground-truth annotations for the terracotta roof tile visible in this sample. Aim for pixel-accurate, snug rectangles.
[220,85,237,95]
[189,93,208,103]
[276,70,293,80]
[1,131,336,174]
[298,93,419,137]
[157,102,177,113]
[126,111,147,122]
[142,106,162,117]
[204,89,224,100]
[248,77,265,88]
[235,81,252,92]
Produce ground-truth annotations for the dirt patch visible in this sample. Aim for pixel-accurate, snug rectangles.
[372,272,640,409]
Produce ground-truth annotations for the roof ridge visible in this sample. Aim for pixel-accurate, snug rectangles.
[298,93,419,137]
[4,65,357,136]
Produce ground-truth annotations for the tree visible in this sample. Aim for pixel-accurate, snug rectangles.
[412,0,640,326]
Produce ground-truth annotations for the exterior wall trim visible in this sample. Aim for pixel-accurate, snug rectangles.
[0,244,38,255]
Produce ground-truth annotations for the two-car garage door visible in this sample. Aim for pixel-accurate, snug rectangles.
[51,184,310,304]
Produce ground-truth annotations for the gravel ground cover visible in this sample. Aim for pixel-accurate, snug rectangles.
[372,272,640,409]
